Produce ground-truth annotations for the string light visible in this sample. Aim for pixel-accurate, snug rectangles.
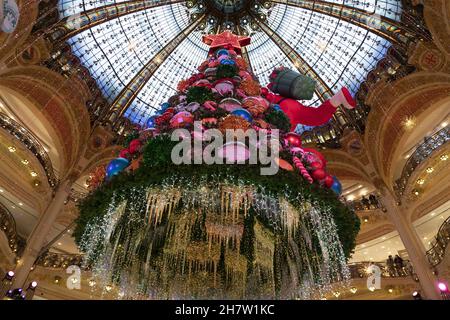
[402,116,416,130]
[81,180,351,300]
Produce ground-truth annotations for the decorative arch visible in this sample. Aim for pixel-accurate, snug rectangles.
[0,0,39,65]
[365,71,450,188]
[321,149,373,184]
[423,0,450,56]
[409,157,450,222]
[0,66,91,178]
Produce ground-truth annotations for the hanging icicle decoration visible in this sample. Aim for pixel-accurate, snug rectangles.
[80,178,351,300]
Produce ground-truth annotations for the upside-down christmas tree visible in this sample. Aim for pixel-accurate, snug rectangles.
[77,32,360,299]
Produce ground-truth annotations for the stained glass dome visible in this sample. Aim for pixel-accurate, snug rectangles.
[57,0,402,125]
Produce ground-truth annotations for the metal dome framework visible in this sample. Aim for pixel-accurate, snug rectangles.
[55,0,416,126]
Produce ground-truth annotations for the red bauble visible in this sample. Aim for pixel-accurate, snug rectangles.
[311,168,326,181]
[284,132,302,148]
[303,147,327,168]
[128,139,142,154]
[324,174,334,188]
[310,161,323,171]
[119,149,130,159]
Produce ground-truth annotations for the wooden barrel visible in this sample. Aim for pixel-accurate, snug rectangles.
[272,69,316,100]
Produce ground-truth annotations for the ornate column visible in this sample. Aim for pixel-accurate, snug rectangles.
[378,184,441,299]
[12,179,72,289]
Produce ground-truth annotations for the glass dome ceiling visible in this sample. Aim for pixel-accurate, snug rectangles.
[57,0,402,125]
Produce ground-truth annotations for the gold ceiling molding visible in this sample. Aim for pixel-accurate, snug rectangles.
[408,41,450,73]
[320,149,373,183]
[0,66,92,177]
[0,130,52,207]
[423,0,450,56]
[0,0,39,66]
[356,224,395,245]
[409,162,450,223]
[364,72,450,186]
[79,145,123,179]
[401,143,450,204]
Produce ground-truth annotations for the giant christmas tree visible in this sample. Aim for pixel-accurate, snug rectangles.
[77,32,360,300]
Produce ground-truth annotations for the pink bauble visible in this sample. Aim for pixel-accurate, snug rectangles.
[253,96,269,109]
[214,81,234,96]
[128,139,142,154]
[193,79,210,87]
[217,55,230,63]
[217,141,250,163]
[218,98,242,112]
[284,132,302,148]
[170,111,194,128]
[311,169,326,181]
[289,146,302,154]
[185,102,201,112]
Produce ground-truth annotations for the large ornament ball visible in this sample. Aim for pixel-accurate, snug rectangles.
[128,139,142,154]
[273,104,282,112]
[284,132,302,148]
[106,158,130,179]
[119,149,130,159]
[303,147,327,168]
[231,108,253,122]
[310,161,323,171]
[217,141,250,163]
[311,168,326,181]
[215,81,234,96]
[324,174,334,188]
[161,102,171,111]
[331,176,343,195]
[170,111,194,128]
[146,116,157,129]
[220,59,236,66]
[216,49,229,57]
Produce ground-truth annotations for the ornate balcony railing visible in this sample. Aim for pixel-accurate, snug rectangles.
[426,216,450,267]
[348,260,419,281]
[0,112,58,189]
[347,193,387,212]
[35,251,84,269]
[0,202,26,256]
[68,189,88,203]
[394,124,450,198]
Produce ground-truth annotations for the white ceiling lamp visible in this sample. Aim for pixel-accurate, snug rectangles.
[1,0,20,33]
